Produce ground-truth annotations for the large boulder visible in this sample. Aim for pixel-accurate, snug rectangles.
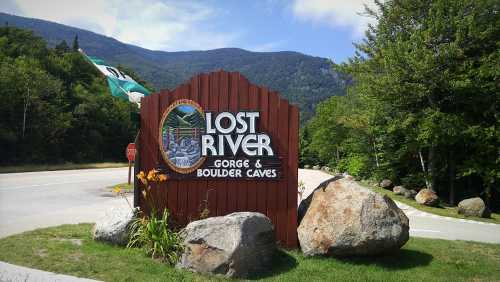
[379,179,393,189]
[298,177,409,257]
[93,207,136,246]
[177,212,275,278]
[415,189,439,206]
[458,197,491,218]
[393,186,407,195]
[403,189,417,199]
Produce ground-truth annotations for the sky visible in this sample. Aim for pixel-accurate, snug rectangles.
[0,0,378,63]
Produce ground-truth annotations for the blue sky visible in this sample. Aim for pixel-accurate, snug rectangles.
[0,0,377,63]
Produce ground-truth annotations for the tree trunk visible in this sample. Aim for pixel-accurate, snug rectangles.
[372,140,380,168]
[448,151,455,205]
[22,87,30,139]
[418,149,431,189]
[428,147,436,192]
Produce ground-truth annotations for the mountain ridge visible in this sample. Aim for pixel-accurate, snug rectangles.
[0,12,347,122]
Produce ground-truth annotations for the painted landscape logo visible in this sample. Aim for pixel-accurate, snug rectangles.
[159,99,206,173]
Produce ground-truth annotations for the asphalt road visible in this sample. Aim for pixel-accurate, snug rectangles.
[0,167,131,238]
[0,167,499,244]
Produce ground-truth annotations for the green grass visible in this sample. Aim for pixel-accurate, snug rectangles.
[364,182,500,224]
[0,162,129,173]
[107,182,134,193]
[1,224,500,281]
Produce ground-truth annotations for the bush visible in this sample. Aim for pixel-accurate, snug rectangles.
[401,173,426,190]
[337,154,371,179]
[127,209,183,265]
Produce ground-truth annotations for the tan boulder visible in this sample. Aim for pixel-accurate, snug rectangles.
[415,189,439,206]
[458,197,490,218]
[298,177,409,257]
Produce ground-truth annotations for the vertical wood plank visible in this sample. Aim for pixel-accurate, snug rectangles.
[199,74,211,218]
[237,75,249,212]
[177,84,190,224]
[208,72,220,216]
[287,105,299,248]
[168,88,180,223]
[217,71,229,216]
[247,84,259,212]
[257,87,269,216]
[227,72,239,213]
[267,90,279,229]
[277,98,289,245]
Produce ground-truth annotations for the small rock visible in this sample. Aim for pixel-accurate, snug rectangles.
[415,189,439,206]
[177,212,275,278]
[393,186,407,195]
[312,165,321,170]
[298,177,409,257]
[458,197,490,218]
[321,166,330,172]
[304,165,311,169]
[93,207,136,246]
[379,179,393,189]
[403,189,417,199]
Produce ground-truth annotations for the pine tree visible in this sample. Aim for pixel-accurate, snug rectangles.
[72,34,79,52]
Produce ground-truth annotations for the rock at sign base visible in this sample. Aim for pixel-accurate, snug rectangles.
[177,212,275,278]
[93,207,136,246]
[379,179,393,189]
[415,189,439,206]
[458,197,491,218]
[298,177,409,257]
[393,186,407,195]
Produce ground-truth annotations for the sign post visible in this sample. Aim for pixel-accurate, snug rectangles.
[126,143,136,184]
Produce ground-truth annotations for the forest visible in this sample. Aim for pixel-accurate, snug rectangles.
[0,26,145,165]
[301,0,499,210]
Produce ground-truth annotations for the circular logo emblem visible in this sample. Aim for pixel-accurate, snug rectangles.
[159,99,206,174]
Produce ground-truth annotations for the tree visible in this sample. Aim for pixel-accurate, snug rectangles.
[72,34,79,52]
[55,40,70,55]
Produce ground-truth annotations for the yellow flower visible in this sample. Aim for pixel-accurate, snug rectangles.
[113,186,122,194]
[158,174,168,182]
[137,171,147,185]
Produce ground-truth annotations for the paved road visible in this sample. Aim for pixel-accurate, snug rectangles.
[1,168,499,244]
[299,169,500,244]
[0,168,131,238]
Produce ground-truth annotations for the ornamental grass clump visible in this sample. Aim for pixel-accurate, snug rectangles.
[127,169,183,265]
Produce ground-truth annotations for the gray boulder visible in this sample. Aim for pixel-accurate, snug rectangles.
[458,197,490,218]
[393,186,407,195]
[177,212,275,278]
[415,189,439,206]
[312,165,321,170]
[93,207,136,246]
[403,189,417,199]
[298,177,409,257]
[379,179,394,189]
[304,164,311,169]
[321,166,331,172]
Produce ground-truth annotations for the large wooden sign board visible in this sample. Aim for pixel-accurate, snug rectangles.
[137,70,299,248]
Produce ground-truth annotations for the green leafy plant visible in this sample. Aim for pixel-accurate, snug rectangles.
[127,209,183,265]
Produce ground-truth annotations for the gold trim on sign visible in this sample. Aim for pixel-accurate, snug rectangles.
[158,99,206,174]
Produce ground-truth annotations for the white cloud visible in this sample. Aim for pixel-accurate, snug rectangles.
[292,0,378,37]
[7,0,239,51]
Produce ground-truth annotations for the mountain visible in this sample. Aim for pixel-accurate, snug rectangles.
[0,12,348,122]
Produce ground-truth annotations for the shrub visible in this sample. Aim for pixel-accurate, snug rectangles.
[127,209,183,265]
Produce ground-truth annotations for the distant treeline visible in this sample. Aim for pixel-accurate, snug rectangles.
[0,26,145,165]
[301,0,499,210]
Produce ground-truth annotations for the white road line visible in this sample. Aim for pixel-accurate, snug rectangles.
[0,179,104,191]
[411,228,442,233]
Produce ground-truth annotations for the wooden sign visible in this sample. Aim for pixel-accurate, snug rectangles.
[138,70,299,248]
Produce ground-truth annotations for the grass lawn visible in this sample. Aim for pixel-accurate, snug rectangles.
[0,162,129,173]
[364,182,500,224]
[107,182,134,193]
[0,224,499,281]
